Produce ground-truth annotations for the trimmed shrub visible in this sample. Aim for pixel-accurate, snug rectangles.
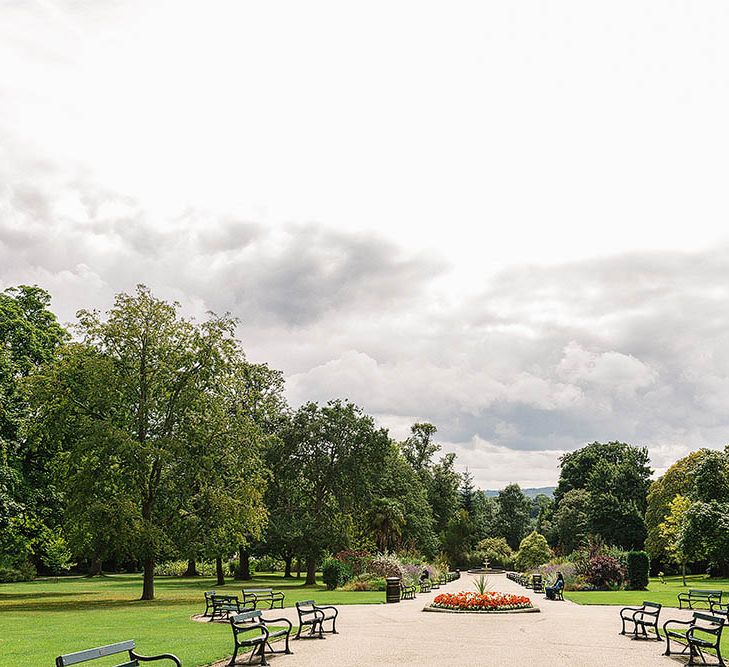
[476,537,515,568]
[584,555,625,589]
[322,558,353,590]
[626,551,650,590]
[515,531,553,571]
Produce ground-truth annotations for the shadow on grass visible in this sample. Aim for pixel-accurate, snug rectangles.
[0,597,201,613]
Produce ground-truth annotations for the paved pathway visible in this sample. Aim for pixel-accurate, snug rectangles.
[221,573,697,666]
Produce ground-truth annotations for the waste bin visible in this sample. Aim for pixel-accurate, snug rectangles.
[386,577,401,603]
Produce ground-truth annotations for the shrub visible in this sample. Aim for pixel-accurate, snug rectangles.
[532,562,578,590]
[366,553,404,579]
[0,561,36,583]
[626,551,650,590]
[333,550,372,575]
[476,537,515,568]
[322,558,353,590]
[584,555,625,589]
[515,532,553,571]
[253,555,283,573]
[340,574,387,591]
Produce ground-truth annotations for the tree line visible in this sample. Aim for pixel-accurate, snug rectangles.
[2,284,728,598]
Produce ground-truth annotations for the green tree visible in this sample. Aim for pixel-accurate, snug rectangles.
[441,508,474,566]
[476,537,514,568]
[679,500,729,576]
[555,441,652,549]
[551,488,589,554]
[692,451,729,503]
[459,469,477,514]
[27,285,263,599]
[401,423,439,472]
[496,484,531,549]
[0,285,67,571]
[515,531,553,571]
[658,494,692,585]
[645,450,710,565]
[367,497,405,552]
[280,400,391,584]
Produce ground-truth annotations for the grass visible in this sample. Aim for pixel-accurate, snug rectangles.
[565,574,729,658]
[0,572,384,666]
[564,574,729,608]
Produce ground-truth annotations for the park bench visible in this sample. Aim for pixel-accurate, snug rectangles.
[228,610,293,667]
[678,589,723,610]
[241,587,285,610]
[420,579,432,593]
[710,600,728,624]
[532,574,544,593]
[204,590,216,617]
[56,640,181,667]
[619,601,662,640]
[663,612,725,666]
[294,599,339,639]
[211,593,245,620]
[400,581,417,599]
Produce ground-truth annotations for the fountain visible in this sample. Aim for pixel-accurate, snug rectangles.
[466,556,500,575]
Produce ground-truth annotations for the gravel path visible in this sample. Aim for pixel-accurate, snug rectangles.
[221,573,696,666]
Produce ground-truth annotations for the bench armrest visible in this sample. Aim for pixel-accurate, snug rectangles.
[663,618,693,633]
[314,604,338,613]
[262,617,293,631]
[620,605,642,614]
[129,651,182,666]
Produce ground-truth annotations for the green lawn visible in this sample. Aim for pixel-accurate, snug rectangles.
[565,574,729,659]
[0,573,383,666]
[564,574,729,608]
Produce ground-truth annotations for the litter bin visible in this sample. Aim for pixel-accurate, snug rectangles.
[386,577,401,603]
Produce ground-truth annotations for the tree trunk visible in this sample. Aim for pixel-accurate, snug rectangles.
[216,557,225,586]
[283,555,293,578]
[237,548,252,580]
[681,561,686,587]
[305,556,317,585]
[141,557,155,600]
[296,557,301,579]
[184,559,198,577]
[87,557,102,577]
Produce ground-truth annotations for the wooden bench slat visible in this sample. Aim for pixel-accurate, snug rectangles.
[57,641,136,666]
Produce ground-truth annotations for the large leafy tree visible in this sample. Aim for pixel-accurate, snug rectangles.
[551,488,589,554]
[27,285,267,599]
[278,400,391,584]
[554,441,652,550]
[496,484,532,550]
[0,285,67,571]
[645,449,710,564]
[659,494,692,585]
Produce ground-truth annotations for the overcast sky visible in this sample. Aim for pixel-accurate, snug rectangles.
[2,1,729,488]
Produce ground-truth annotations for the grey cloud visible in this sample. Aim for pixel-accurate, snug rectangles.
[3,163,729,487]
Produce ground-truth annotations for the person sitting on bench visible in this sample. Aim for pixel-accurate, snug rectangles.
[545,572,565,600]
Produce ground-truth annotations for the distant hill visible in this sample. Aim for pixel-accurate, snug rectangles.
[483,486,555,498]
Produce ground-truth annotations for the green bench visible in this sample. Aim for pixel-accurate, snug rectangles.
[294,599,339,639]
[619,601,662,640]
[400,581,416,599]
[228,610,293,666]
[678,589,723,610]
[241,587,285,610]
[56,640,180,667]
[663,611,725,666]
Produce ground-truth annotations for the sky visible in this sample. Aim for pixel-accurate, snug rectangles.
[2,0,729,488]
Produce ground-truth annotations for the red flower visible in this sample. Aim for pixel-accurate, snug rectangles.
[432,591,532,611]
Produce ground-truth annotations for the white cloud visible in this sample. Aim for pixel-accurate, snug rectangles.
[4,1,729,488]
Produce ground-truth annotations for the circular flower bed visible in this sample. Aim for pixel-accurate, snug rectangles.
[430,591,534,612]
